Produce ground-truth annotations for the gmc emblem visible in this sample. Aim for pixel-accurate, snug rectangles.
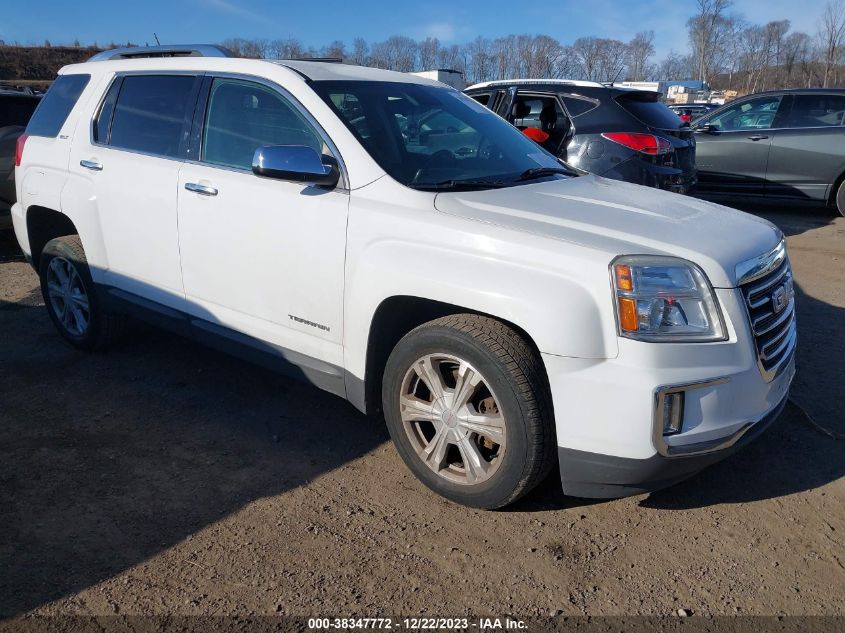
[771,285,789,314]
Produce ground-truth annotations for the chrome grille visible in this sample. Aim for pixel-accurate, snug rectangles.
[739,257,796,381]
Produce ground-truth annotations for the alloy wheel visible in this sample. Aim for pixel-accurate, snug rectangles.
[399,353,506,486]
[46,256,91,337]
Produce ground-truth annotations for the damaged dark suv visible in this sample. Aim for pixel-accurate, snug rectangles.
[464,80,697,193]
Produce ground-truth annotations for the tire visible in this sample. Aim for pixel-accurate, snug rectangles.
[836,179,845,217]
[382,314,557,509]
[39,235,124,350]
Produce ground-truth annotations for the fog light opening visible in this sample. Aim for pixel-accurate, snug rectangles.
[662,392,684,435]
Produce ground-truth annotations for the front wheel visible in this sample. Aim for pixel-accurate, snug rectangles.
[836,179,845,217]
[382,315,557,509]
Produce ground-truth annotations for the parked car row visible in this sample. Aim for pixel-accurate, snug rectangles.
[464,79,697,194]
[12,46,796,509]
[465,81,845,216]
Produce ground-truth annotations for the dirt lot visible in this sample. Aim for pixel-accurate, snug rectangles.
[1,207,843,621]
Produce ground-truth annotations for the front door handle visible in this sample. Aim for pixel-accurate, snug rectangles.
[747,134,769,141]
[80,159,103,171]
[185,182,218,196]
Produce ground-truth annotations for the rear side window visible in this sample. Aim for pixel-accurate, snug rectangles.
[109,75,197,158]
[616,92,681,130]
[785,94,845,128]
[25,74,90,137]
[0,96,41,127]
[469,93,492,107]
[560,95,598,117]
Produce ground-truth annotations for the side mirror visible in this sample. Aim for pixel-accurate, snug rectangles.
[694,122,717,134]
[252,145,340,187]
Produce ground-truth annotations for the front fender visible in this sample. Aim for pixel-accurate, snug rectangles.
[343,187,619,382]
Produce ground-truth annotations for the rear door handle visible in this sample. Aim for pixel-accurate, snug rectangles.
[80,159,103,171]
[185,182,218,196]
[747,134,769,141]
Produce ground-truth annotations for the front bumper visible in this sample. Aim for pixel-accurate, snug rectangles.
[543,286,794,499]
[558,390,788,499]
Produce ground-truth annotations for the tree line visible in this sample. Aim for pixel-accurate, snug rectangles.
[2,0,844,92]
[220,0,844,91]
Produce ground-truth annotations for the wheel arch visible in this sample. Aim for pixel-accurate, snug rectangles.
[829,169,845,209]
[25,205,79,269]
[351,295,546,415]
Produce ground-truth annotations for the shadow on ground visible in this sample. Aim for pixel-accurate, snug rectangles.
[0,232,388,615]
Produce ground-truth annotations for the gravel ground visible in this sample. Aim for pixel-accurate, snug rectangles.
[0,206,843,620]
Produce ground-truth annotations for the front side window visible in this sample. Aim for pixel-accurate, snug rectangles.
[708,95,783,131]
[109,75,197,158]
[785,94,845,128]
[26,74,90,137]
[312,80,569,189]
[202,78,323,170]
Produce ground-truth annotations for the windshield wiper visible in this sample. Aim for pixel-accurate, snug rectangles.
[408,178,510,191]
[515,166,574,182]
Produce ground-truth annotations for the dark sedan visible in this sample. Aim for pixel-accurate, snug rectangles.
[693,89,845,216]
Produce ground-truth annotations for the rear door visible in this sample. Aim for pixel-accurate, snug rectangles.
[766,92,845,201]
[694,94,787,195]
[68,73,201,308]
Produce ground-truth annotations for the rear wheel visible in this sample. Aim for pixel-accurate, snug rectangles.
[382,314,556,509]
[836,179,845,217]
[39,235,124,350]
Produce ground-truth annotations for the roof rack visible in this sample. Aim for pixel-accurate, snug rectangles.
[282,57,344,63]
[88,44,234,62]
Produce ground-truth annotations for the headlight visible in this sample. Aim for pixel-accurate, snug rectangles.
[611,255,726,342]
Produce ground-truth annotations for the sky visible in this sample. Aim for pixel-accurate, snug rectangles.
[0,0,833,61]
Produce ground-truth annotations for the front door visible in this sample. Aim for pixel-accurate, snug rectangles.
[177,76,349,369]
[695,94,787,195]
[766,92,845,201]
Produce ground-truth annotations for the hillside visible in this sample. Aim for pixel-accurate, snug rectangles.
[0,45,101,81]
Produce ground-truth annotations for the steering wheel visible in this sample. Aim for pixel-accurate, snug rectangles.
[411,149,458,184]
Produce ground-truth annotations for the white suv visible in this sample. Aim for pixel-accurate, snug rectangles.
[12,46,796,508]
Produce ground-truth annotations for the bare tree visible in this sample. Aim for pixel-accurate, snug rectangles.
[370,36,418,72]
[491,36,516,80]
[418,37,440,70]
[627,31,655,81]
[351,37,368,65]
[437,44,466,74]
[322,40,346,60]
[659,50,693,80]
[465,36,492,84]
[687,0,733,82]
[268,38,304,59]
[817,0,845,87]
[571,36,603,81]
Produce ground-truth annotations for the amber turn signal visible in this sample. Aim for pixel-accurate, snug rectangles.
[614,264,633,291]
[618,297,638,332]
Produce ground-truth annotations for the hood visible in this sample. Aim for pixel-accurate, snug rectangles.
[433,175,782,288]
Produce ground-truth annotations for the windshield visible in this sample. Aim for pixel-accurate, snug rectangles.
[310,80,572,190]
